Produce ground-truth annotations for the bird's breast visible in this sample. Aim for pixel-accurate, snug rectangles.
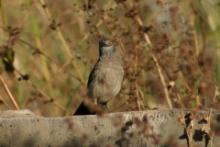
[88,59,124,103]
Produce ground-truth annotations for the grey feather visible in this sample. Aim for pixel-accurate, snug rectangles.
[87,39,124,106]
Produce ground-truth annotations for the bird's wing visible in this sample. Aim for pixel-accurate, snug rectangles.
[87,59,100,88]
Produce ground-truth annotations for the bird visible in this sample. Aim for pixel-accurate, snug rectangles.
[74,38,124,115]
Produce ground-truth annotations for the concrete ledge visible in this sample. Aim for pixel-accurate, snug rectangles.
[0,109,219,147]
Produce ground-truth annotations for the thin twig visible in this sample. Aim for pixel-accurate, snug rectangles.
[137,84,146,110]
[37,0,85,84]
[17,38,82,83]
[126,4,173,109]
[117,1,173,108]
[134,16,152,46]
[0,75,20,110]
[176,93,185,108]
[14,69,67,113]
[30,81,67,112]
[151,55,173,108]
[18,38,60,65]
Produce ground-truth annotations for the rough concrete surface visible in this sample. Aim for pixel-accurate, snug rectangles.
[0,109,219,147]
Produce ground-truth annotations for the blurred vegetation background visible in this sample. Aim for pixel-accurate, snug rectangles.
[0,0,220,116]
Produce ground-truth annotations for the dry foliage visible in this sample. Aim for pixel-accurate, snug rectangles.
[0,0,220,116]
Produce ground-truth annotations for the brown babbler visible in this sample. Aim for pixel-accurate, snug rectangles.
[75,38,124,115]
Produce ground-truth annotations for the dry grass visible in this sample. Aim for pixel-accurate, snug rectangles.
[0,0,220,116]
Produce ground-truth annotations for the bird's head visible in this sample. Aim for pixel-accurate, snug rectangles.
[99,38,116,56]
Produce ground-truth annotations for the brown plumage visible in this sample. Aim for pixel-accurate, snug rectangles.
[74,38,124,115]
[87,38,124,106]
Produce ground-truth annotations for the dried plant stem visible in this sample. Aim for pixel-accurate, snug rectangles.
[134,16,152,46]
[179,72,201,107]
[0,1,20,110]
[137,84,145,110]
[56,31,85,84]
[133,14,173,109]
[0,75,20,110]
[35,36,53,94]
[14,69,67,113]
[18,38,60,65]
[30,81,67,112]
[38,0,85,84]
[176,93,185,108]
[195,95,202,107]
[119,1,173,108]
[17,38,81,83]
[190,8,200,57]
[151,56,173,108]
[212,86,219,103]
